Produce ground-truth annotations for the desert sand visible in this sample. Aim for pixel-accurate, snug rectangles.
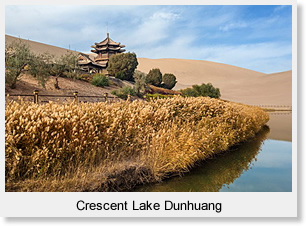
[5,34,78,57]
[137,58,292,106]
[5,34,292,106]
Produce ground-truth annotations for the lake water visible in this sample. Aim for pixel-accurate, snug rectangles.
[134,112,292,192]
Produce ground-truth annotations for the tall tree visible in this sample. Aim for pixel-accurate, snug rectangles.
[107,52,138,81]
[5,40,33,89]
[60,51,80,75]
[52,51,80,89]
[133,70,147,95]
[29,52,54,88]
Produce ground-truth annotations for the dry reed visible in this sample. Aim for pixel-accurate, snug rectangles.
[5,97,269,191]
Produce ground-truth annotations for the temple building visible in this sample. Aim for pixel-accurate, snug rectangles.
[78,33,126,73]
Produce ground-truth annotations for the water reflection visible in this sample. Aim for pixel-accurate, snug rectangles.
[220,139,292,192]
[135,126,272,192]
[267,111,292,141]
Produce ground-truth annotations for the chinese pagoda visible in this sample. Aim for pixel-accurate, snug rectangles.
[78,33,126,73]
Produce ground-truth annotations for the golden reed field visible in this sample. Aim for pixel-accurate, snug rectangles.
[5,97,269,191]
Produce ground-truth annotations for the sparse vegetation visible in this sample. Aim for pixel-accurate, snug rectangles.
[147,85,182,96]
[5,97,268,191]
[5,40,81,90]
[181,83,221,98]
[91,74,109,87]
[111,86,136,100]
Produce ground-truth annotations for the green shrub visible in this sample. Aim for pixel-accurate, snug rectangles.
[181,83,221,98]
[115,71,125,80]
[91,74,109,87]
[146,68,162,86]
[76,73,91,82]
[180,87,198,97]
[111,86,136,100]
[162,73,177,90]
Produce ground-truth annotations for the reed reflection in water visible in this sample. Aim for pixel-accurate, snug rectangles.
[135,126,276,192]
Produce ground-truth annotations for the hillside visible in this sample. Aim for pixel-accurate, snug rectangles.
[137,58,292,106]
[5,35,134,100]
[5,73,136,103]
[5,34,78,57]
[5,35,292,106]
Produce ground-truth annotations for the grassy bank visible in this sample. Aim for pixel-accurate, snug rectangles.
[5,97,269,191]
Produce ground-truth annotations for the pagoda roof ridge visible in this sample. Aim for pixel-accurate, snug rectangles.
[94,33,122,46]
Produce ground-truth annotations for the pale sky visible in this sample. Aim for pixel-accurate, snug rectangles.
[5,5,292,73]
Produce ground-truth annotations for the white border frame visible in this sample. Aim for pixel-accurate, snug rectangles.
[0,0,297,218]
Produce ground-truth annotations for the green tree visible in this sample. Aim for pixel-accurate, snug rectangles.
[53,51,82,88]
[5,40,34,88]
[60,51,81,77]
[181,83,221,98]
[29,51,80,89]
[28,52,54,88]
[107,52,138,81]
[51,51,80,89]
[49,61,66,89]
[146,68,162,87]
[162,73,177,90]
[133,70,147,95]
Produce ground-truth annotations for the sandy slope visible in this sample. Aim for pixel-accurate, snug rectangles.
[137,58,292,106]
[5,34,78,57]
[5,35,292,106]
[5,74,124,102]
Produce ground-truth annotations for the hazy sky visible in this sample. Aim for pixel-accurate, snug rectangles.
[5,5,292,73]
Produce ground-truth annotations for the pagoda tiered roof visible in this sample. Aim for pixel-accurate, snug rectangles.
[91,46,125,53]
[78,33,126,73]
[91,33,125,48]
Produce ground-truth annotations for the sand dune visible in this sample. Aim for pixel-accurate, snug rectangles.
[5,35,292,106]
[5,35,78,57]
[137,58,292,106]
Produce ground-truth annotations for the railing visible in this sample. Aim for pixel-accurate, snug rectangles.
[6,92,293,109]
[6,90,121,104]
[268,111,292,115]
[251,104,292,110]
